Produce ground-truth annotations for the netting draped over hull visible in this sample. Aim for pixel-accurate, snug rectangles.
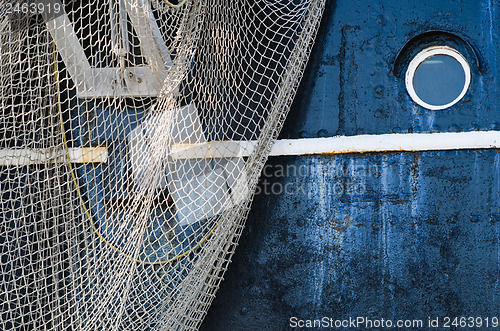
[0,0,325,329]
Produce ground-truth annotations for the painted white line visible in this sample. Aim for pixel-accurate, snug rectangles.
[268,131,500,156]
[0,147,108,166]
[3,131,499,165]
[170,131,500,159]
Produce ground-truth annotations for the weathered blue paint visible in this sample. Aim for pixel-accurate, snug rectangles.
[282,0,499,139]
[201,0,500,329]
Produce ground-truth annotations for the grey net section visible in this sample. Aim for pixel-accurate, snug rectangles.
[0,0,325,330]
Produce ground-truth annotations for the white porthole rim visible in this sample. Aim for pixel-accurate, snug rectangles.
[405,46,471,111]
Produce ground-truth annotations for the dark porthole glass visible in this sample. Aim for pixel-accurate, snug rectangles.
[406,47,470,110]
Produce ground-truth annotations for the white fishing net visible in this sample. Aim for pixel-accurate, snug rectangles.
[0,0,325,329]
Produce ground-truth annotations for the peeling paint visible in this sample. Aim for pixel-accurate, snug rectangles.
[202,0,500,329]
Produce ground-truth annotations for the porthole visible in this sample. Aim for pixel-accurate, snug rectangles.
[405,46,471,110]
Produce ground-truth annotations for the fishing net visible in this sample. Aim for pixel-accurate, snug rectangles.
[0,0,325,329]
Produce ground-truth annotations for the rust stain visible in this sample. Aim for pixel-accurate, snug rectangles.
[81,147,107,163]
[302,146,425,157]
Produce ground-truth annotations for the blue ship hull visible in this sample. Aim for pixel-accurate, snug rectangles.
[201,0,500,329]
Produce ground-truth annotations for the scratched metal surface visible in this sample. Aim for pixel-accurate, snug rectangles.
[201,0,500,330]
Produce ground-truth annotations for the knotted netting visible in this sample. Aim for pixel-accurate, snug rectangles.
[0,0,325,329]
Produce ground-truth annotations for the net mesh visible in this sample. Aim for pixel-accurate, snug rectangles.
[0,0,325,329]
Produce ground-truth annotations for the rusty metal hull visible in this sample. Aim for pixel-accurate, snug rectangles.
[202,0,500,329]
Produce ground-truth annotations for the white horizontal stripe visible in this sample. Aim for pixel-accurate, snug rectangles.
[170,131,500,159]
[0,147,108,166]
[268,131,500,156]
[2,131,499,165]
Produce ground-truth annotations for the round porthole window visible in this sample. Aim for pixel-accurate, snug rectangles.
[405,46,471,110]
